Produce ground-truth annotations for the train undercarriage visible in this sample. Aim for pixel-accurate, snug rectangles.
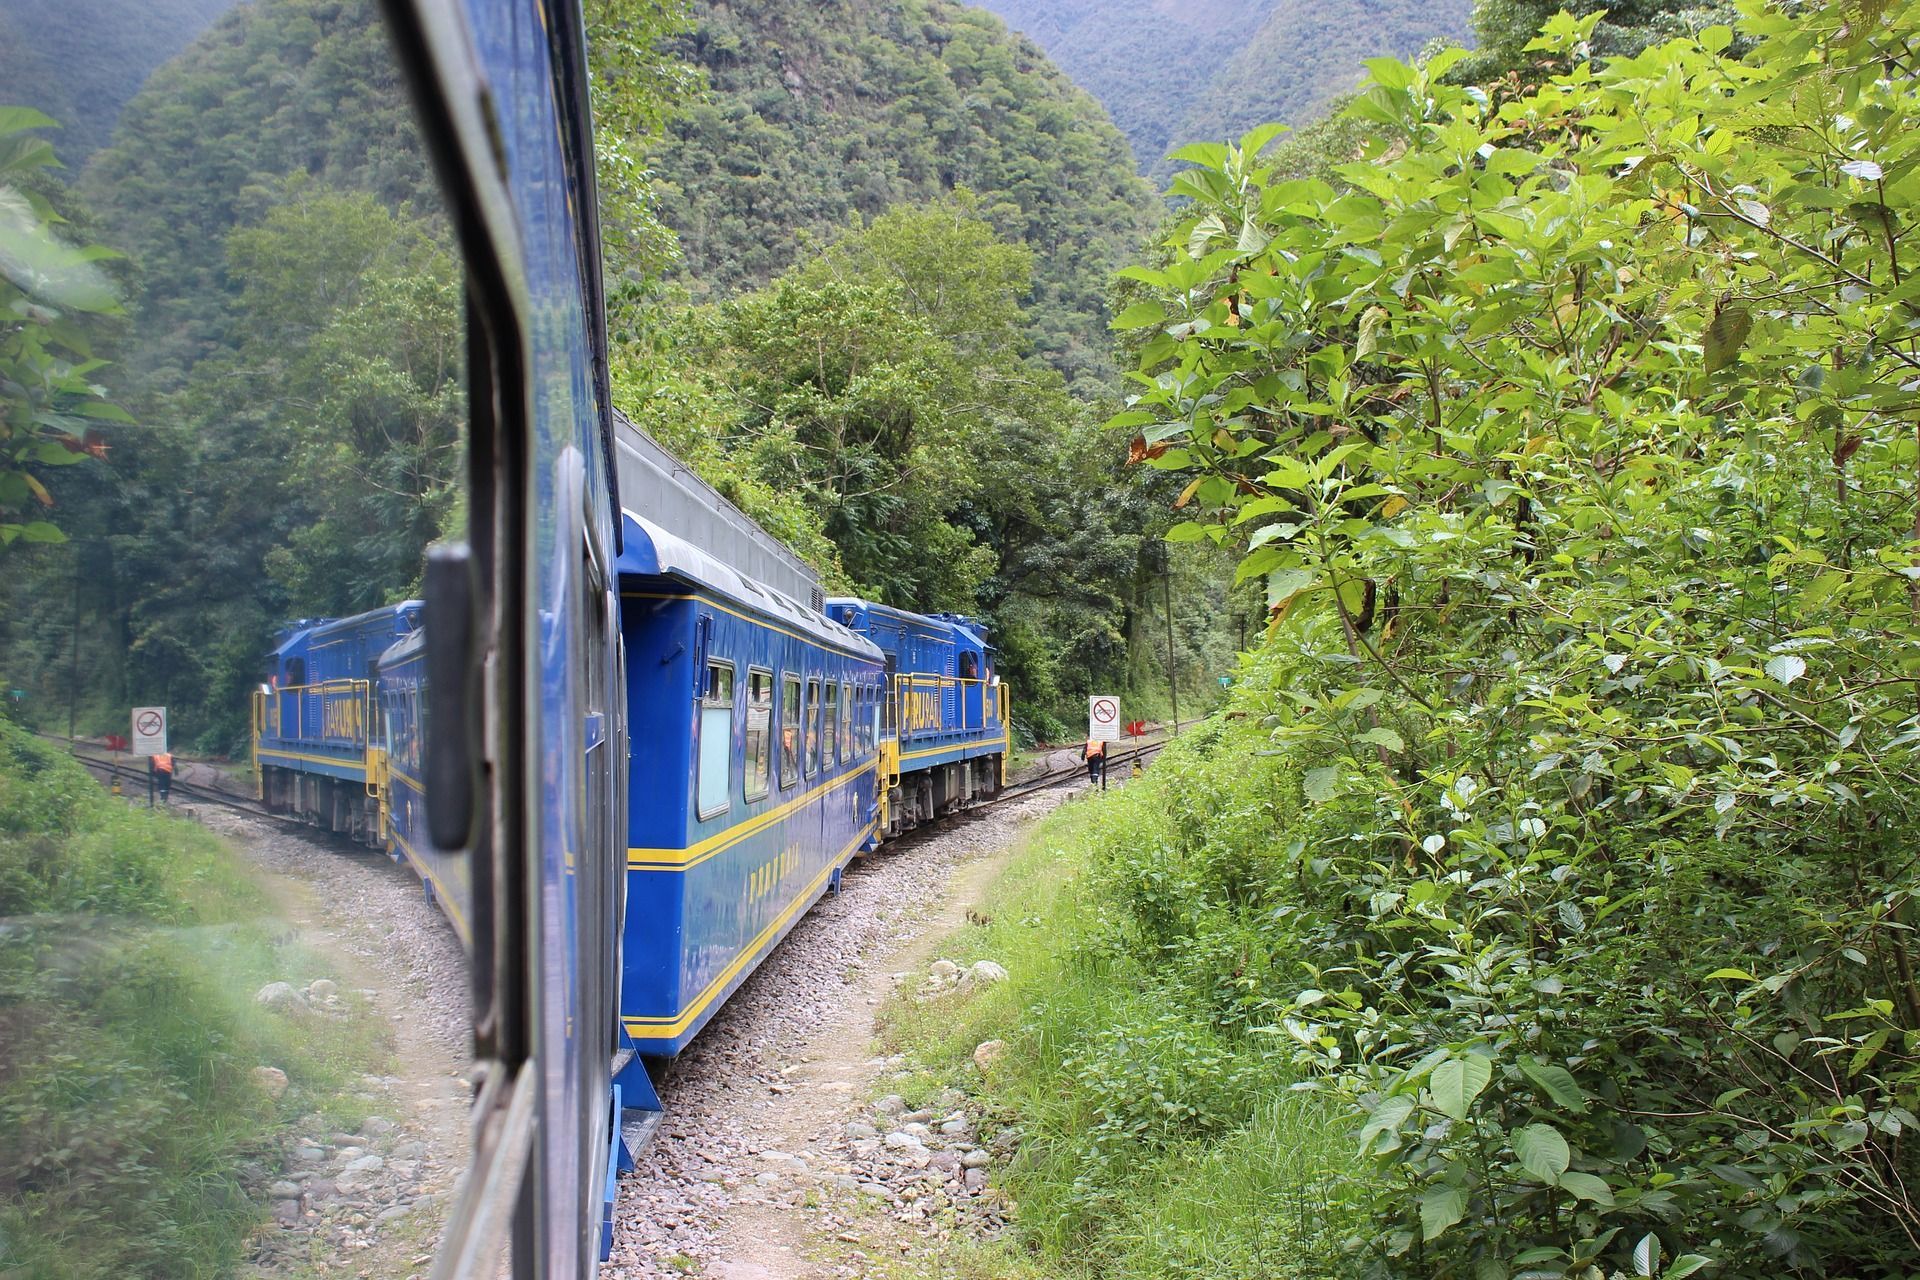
[259,766,384,846]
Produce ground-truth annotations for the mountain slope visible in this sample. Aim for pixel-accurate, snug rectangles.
[652,0,1162,383]
[0,0,240,165]
[967,0,1473,174]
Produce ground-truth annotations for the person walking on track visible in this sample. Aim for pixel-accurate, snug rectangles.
[1083,737,1105,787]
[152,751,175,804]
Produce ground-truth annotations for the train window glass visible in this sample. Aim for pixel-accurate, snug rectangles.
[822,680,838,767]
[805,678,822,777]
[838,681,852,764]
[745,668,772,801]
[0,2,491,1271]
[780,675,802,789]
[698,662,735,819]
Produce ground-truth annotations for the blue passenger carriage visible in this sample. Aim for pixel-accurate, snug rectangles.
[827,600,1009,835]
[254,603,421,846]
[611,422,884,1080]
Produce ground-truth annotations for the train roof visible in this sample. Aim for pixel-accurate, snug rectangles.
[620,512,880,662]
[613,411,822,610]
[826,598,993,650]
[272,601,422,658]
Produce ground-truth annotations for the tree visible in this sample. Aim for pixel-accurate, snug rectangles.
[0,108,126,552]
[1115,3,1920,1270]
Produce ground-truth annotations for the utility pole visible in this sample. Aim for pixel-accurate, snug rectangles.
[69,542,81,742]
[1162,548,1179,730]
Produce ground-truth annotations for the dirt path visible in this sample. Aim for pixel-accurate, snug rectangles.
[607,785,1097,1278]
[187,806,473,1279]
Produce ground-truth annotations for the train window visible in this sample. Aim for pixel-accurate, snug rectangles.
[805,678,822,777]
[286,658,306,688]
[780,674,801,789]
[745,669,772,801]
[698,661,735,819]
[838,681,852,764]
[864,682,877,754]
[822,680,838,767]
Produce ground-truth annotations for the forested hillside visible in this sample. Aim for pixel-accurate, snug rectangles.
[652,0,1161,384]
[968,0,1472,175]
[0,0,1229,747]
[0,0,457,749]
[0,0,239,164]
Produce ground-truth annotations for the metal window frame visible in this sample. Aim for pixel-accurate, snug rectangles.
[696,659,736,821]
[743,666,773,802]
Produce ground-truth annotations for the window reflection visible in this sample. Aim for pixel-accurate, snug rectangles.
[0,0,470,1272]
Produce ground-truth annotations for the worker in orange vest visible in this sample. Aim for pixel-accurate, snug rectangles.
[152,751,175,804]
[1083,737,1105,787]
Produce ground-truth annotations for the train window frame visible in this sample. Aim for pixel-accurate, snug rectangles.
[779,673,801,790]
[744,667,773,802]
[822,679,838,768]
[697,660,736,821]
[804,677,822,778]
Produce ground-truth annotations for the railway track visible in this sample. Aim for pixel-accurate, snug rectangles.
[32,732,303,828]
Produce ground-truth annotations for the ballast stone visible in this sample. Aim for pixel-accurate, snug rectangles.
[255,981,300,1008]
[966,959,1008,984]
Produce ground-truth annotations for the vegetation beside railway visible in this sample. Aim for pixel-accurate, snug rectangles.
[899,3,1920,1278]
[0,719,385,1276]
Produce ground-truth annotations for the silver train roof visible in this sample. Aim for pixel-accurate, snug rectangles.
[613,411,821,610]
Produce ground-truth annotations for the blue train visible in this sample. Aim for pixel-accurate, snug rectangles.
[223,0,1003,1270]
[254,413,1012,1227]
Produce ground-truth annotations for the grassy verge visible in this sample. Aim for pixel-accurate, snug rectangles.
[879,740,1361,1280]
[0,718,387,1278]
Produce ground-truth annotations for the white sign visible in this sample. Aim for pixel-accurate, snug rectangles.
[131,706,168,756]
[1088,694,1121,742]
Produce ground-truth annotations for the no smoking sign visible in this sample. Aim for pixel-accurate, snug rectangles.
[1088,693,1120,742]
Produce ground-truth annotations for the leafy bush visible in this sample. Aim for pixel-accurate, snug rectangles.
[1104,2,1920,1274]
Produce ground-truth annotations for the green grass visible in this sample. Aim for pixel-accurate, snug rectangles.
[878,769,1361,1280]
[0,718,388,1278]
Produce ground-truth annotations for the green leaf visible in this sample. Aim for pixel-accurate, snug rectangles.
[1704,968,1757,982]
[1667,1257,1712,1279]
[1633,1232,1661,1277]
[1512,1123,1570,1182]
[1363,56,1416,91]
[1355,306,1388,359]
[1303,766,1341,803]
[1112,301,1167,331]
[1558,1171,1614,1205]
[1517,1056,1588,1113]
[1238,122,1290,157]
[1419,1183,1468,1241]
[1765,653,1807,685]
[0,107,59,138]
[1356,1092,1415,1154]
[1358,726,1405,752]
[1168,142,1232,171]
[1163,522,1208,544]
[1703,302,1753,373]
[1430,1055,1492,1120]
[1264,566,1316,606]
